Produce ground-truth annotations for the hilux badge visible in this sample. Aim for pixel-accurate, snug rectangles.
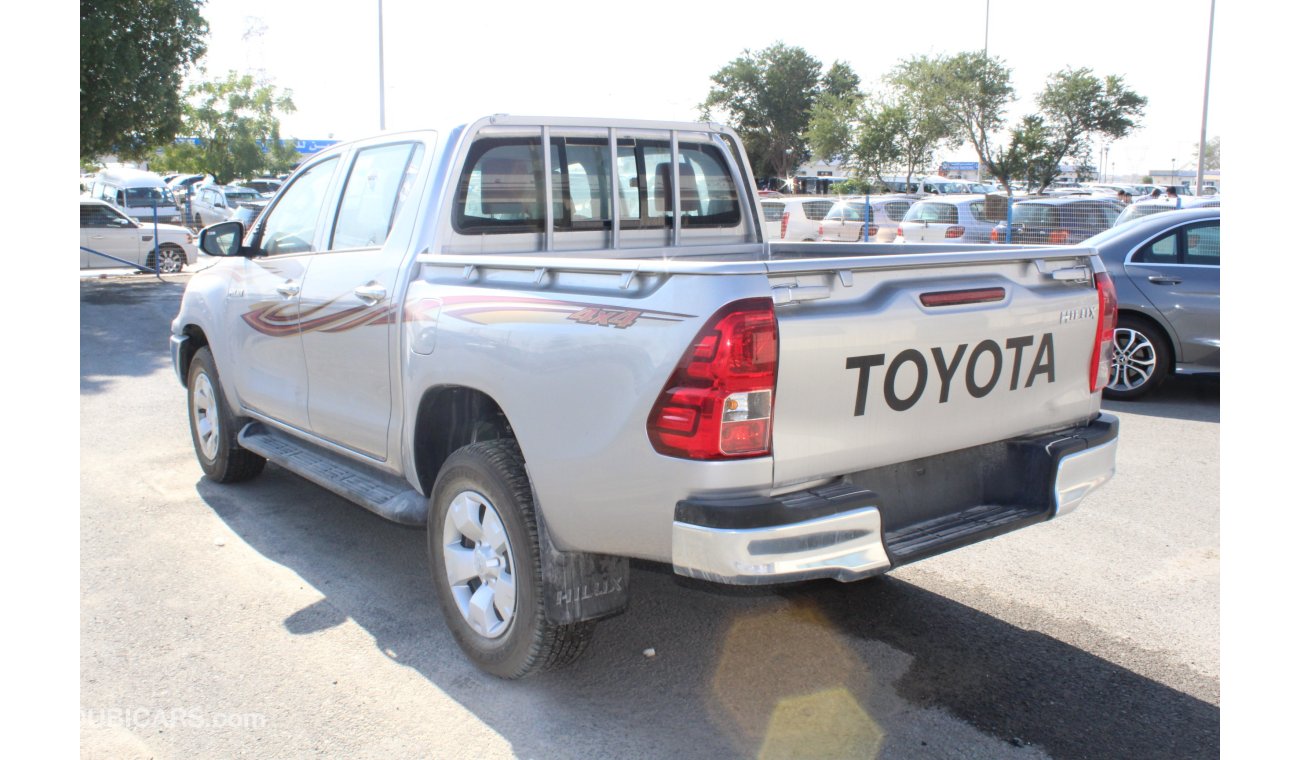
[1060,306,1096,324]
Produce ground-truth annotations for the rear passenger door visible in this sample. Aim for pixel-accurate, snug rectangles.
[1125,219,1220,366]
[298,139,428,460]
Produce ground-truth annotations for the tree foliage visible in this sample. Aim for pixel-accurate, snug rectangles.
[81,0,209,160]
[156,72,298,183]
[700,44,850,179]
[915,54,1145,193]
[1194,136,1220,170]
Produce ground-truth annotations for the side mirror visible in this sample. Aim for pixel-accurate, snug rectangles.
[199,221,247,257]
[110,217,135,228]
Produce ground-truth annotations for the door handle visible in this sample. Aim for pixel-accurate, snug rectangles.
[276,281,300,298]
[1147,276,1182,285]
[354,283,387,304]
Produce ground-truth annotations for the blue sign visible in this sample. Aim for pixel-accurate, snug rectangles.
[173,137,339,154]
[941,162,979,171]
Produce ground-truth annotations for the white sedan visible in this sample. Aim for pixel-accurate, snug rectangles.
[80,199,198,273]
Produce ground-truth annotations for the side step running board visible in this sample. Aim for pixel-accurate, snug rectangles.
[237,423,427,526]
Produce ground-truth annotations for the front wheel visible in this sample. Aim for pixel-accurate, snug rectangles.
[187,347,266,482]
[427,440,593,678]
[1104,316,1171,400]
[156,244,186,273]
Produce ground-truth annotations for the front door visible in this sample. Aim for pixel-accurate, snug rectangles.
[224,156,341,430]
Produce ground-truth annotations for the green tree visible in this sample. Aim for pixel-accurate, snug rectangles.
[1026,67,1146,191]
[81,0,209,161]
[159,72,297,183]
[699,43,827,180]
[1195,136,1220,170]
[920,52,1018,192]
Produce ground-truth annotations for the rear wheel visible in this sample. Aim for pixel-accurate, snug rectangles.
[1105,315,1171,400]
[427,440,593,678]
[187,347,266,482]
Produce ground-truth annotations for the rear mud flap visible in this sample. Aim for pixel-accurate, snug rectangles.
[537,514,630,625]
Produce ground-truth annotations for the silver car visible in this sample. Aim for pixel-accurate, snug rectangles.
[895,194,997,244]
[1084,207,1220,399]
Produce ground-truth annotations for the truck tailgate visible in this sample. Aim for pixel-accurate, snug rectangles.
[767,249,1102,488]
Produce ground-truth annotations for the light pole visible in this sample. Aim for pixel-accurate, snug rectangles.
[1195,0,1215,196]
[378,0,386,131]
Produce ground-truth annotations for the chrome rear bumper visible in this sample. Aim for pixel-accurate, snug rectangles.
[672,414,1118,585]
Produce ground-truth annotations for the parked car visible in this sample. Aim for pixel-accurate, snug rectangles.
[817,195,917,243]
[1082,207,1220,399]
[1114,196,1219,227]
[167,173,215,208]
[895,194,997,243]
[190,184,268,227]
[773,197,835,241]
[80,199,197,273]
[87,168,184,225]
[990,197,1123,244]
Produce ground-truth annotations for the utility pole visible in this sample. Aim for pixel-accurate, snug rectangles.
[378,0,386,131]
[1195,0,1215,196]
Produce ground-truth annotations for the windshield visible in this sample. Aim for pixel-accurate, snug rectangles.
[1011,203,1056,226]
[831,202,869,222]
[123,186,175,206]
[903,202,958,225]
[225,190,262,204]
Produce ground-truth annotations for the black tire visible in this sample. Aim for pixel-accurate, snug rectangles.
[1104,315,1172,400]
[186,347,266,482]
[427,440,593,678]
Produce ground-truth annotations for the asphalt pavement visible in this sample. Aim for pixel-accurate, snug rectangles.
[79,273,1219,759]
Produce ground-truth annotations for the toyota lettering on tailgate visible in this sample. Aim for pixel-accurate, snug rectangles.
[846,333,1056,415]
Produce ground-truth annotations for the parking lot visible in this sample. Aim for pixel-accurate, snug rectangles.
[80,274,1219,759]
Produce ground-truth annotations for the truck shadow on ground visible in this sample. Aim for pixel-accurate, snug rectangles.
[80,278,186,395]
[1101,374,1219,423]
[197,468,1219,760]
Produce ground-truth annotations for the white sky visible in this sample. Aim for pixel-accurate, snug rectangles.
[193,0,1222,178]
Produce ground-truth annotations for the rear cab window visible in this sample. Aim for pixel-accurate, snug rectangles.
[449,125,748,253]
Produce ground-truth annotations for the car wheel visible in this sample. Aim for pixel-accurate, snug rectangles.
[156,244,186,274]
[428,440,593,678]
[1104,316,1171,400]
[187,347,266,482]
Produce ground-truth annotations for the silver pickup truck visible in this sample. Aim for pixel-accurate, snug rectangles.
[172,115,1119,678]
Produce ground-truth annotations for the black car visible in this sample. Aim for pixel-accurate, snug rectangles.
[990,197,1123,244]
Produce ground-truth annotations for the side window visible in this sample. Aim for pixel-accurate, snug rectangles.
[970,201,985,220]
[549,138,613,230]
[453,138,544,234]
[80,204,122,227]
[1184,222,1220,266]
[1132,230,1179,264]
[331,142,425,249]
[677,144,740,226]
[802,200,833,221]
[256,157,339,256]
[761,202,784,222]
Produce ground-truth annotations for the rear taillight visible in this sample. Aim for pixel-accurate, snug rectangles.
[945,226,965,239]
[1090,272,1119,392]
[780,212,789,239]
[1048,229,1069,244]
[896,226,904,240]
[648,299,778,460]
[818,223,824,237]
[990,229,1001,243]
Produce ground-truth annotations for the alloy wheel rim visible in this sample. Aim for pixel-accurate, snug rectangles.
[442,490,516,639]
[1109,327,1157,392]
[159,250,183,273]
[191,372,220,460]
